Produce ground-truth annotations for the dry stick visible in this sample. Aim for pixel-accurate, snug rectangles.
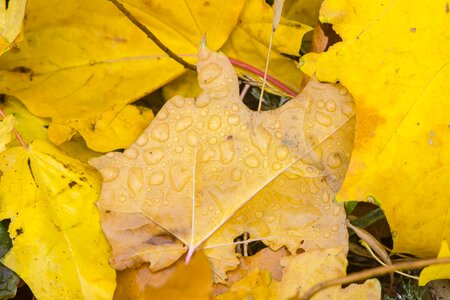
[0,108,28,149]
[300,256,450,300]
[108,0,196,71]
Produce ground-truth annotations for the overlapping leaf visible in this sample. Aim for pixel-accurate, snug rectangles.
[300,0,450,260]
[0,0,27,54]
[0,140,116,299]
[0,0,243,151]
[89,44,361,284]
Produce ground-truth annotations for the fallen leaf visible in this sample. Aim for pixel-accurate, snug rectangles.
[0,115,15,153]
[0,140,116,299]
[216,268,278,300]
[0,222,19,299]
[221,0,311,94]
[0,0,244,151]
[114,251,212,300]
[0,0,27,54]
[90,43,356,284]
[420,240,450,286]
[1,96,101,162]
[279,248,380,299]
[300,0,450,259]
[282,0,323,27]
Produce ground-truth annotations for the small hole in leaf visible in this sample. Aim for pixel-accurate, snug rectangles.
[233,232,267,256]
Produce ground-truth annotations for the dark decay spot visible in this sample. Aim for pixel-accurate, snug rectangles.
[68,181,77,188]
[43,125,49,129]
[410,27,416,33]
[79,176,87,182]
[16,228,23,236]
[446,2,449,13]
[0,94,5,103]
[203,1,210,6]
[227,135,233,140]
[10,66,32,73]
[6,0,10,9]
[27,158,36,183]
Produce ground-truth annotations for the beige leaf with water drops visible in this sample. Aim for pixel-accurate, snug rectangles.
[89,43,355,275]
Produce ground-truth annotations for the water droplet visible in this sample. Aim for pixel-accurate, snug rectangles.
[172,96,185,108]
[143,147,165,165]
[227,114,240,125]
[106,152,115,158]
[331,225,339,232]
[321,190,330,203]
[255,211,263,218]
[175,116,193,132]
[272,162,282,171]
[231,104,239,112]
[316,99,325,109]
[326,100,336,112]
[195,94,210,108]
[323,232,331,239]
[100,167,119,182]
[333,206,342,216]
[265,215,275,222]
[175,146,184,153]
[208,137,218,144]
[156,107,169,120]
[151,123,170,142]
[119,195,127,203]
[250,125,272,155]
[341,102,355,117]
[169,165,191,192]
[275,132,283,139]
[327,153,342,169]
[149,170,165,185]
[231,168,242,181]
[275,145,289,161]
[323,205,330,211]
[272,203,281,211]
[124,147,138,159]
[208,115,222,131]
[274,120,281,129]
[128,167,144,196]
[198,62,222,84]
[315,112,333,127]
[188,131,198,146]
[367,196,376,203]
[220,140,235,164]
[201,148,216,162]
[244,154,260,168]
[136,133,149,146]
[339,87,348,95]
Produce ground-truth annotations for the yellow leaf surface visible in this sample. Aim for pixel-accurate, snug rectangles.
[221,0,311,94]
[114,251,212,300]
[0,0,244,151]
[300,0,450,258]
[0,140,116,299]
[0,115,15,153]
[1,96,101,162]
[216,268,278,300]
[90,43,357,284]
[420,240,450,286]
[283,0,323,27]
[280,248,380,299]
[0,0,27,54]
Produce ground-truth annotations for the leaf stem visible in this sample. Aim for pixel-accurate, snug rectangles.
[0,108,28,150]
[108,0,196,71]
[229,58,297,97]
[300,256,450,300]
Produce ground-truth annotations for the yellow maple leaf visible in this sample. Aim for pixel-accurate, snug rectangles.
[90,43,359,287]
[280,248,381,299]
[1,96,101,162]
[0,0,244,151]
[0,0,27,54]
[300,0,450,261]
[0,114,15,153]
[420,240,450,286]
[0,140,116,299]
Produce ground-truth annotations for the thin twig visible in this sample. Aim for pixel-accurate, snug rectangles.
[300,256,450,300]
[240,83,251,100]
[109,0,196,70]
[0,108,28,150]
